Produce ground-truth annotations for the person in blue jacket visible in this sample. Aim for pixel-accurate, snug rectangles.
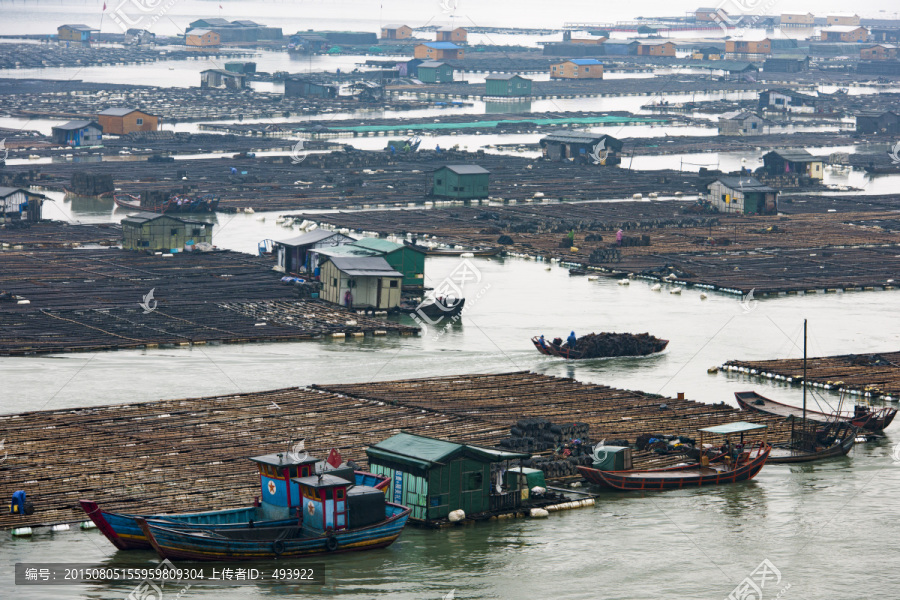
[567,331,577,348]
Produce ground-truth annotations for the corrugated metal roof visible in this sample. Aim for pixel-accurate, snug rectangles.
[121,214,206,226]
[567,58,603,65]
[53,120,99,131]
[713,176,777,192]
[98,107,140,117]
[326,255,402,277]
[187,29,212,35]
[277,229,352,247]
[60,24,97,31]
[418,61,449,68]
[766,149,819,162]
[436,165,490,175]
[369,432,527,466]
[351,237,404,253]
[485,73,530,81]
[421,42,461,49]
[382,24,408,29]
[0,187,26,198]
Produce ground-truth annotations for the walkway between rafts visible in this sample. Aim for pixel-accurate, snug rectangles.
[0,372,795,530]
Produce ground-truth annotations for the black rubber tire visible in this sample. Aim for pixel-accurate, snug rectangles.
[325,535,339,552]
[272,539,285,556]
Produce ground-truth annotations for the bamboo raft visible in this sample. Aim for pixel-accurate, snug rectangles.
[0,246,415,355]
[723,351,900,401]
[0,372,799,531]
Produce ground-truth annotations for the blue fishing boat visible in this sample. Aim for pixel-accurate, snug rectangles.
[136,474,411,560]
[81,450,389,551]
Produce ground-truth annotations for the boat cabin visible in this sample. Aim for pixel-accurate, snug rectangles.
[249,452,355,511]
[294,474,350,532]
[698,421,768,467]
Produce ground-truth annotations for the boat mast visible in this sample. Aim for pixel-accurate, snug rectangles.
[802,319,807,423]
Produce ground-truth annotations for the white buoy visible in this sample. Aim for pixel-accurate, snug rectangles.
[80,521,97,530]
[244,207,255,214]
[531,486,546,495]
[530,508,549,518]
[448,509,466,522]
[587,275,598,281]
[650,283,662,291]
[700,292,708,300]
[12,527,33,537]
[618,279,630,285]
[670,287,683,294]
[460,252,475,258]
[51,524,70,532]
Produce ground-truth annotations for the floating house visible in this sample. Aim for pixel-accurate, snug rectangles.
[820,26,868,43]
[436,26,467,44]
[871,28,900,44]
[57,24,96,44]
[550,58,603,79]
[634,41,676,57]
[725,38,772,57]
[365,432,529,523]
[855,110,900,134]
[780,13,815,27]
[758,89,819,113]
[121,214,212,251]
[381,24,413,40]
[319,256,403,310]
[225,61,257,74]
[484,74,532,97]
[763,57,809,72]
[762,149,825,180]
[350,238,426,289]
[273,230,357,273]
[432,165,490,199]
[51,120,102,147]
[0,187,45,222]
[539,132,622,165]
[717,111,770,136]
[200,69,248,89]
[695,7,724,22]
[187,18,282,42]
[414,42,464,60]
[827,13,860,26]
[185,29,220,48]
[416,61,454,83]
[706,177,778,215]
[861,45,898,60]
[97,108,158,135]
[284,77,339,99]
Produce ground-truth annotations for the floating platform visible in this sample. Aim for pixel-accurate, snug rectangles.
[0,372,799,531]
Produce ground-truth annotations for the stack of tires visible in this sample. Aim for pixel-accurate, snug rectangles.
[499,419,591,454]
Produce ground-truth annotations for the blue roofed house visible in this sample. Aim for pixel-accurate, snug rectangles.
[415,42,465,60]
[51,120,103,147]
[550,58,604,78]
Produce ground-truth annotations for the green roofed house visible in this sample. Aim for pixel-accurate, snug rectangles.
[417,61,454,83]
[484,73,532,97]
[432,165,490,199]
[350,237,426,289]
[366,432,529,523]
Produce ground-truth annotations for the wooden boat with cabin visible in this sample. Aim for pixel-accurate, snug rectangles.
[577,422,772,491]
[81,449,389,551]
[735,391,896,433]
[135,473,411,560]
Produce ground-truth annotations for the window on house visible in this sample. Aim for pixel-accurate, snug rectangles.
[139,240,150,247]
[136,118,143,125]
[192,228,201,236]
[170,229,178,235]
[436,178,443,185]
[332,278,337,286]
[465,471,483,490]
[390,280,398,288]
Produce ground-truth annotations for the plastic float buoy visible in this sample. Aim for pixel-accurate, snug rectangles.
[448,509,466,522]
[530,508,549,518]
[670,287,683,294]
[650,283,661,291]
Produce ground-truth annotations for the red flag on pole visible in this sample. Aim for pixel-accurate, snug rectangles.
[102,2,106,10]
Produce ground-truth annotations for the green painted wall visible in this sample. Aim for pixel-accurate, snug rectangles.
[432,169,490,199]
[485,77,532,97]
[384,248,425,288]
[418,64,454,83]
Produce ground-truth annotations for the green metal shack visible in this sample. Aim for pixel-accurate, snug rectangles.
[417,61,454,83]
[432,165,490,199]
[366,432,529,523]
[350,237,426,289]
[484,73,532,97]
[121,214,212,251]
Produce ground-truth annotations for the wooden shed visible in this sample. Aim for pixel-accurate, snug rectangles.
[484,74,532,97]
[432,165,490,199]
[820,26,868,43]
[707,177,778,215]
[717,111,770,136]
[185,29,220,48]
[414,42,464,60]
[58,24,96,43]
[762,149,824,180]
[436,26,467,44]
[51,120,102,147]
[855,110,900,134]
[539,132,622,165]
[381,24,413,40]
[97,108,158,135]
[0,187,45,222]
[200,69,247,89]
[550,59,603,79]
[350,238,426,289]
[121,214,212,251]
[319,256,402,309]
[366,432,528,523]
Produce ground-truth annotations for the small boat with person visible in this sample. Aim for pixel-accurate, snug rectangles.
[532,332,669,360]
[577,421,772,491]
[81,449,389,551]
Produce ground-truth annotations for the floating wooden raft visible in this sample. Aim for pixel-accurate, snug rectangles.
[0,372,796,530]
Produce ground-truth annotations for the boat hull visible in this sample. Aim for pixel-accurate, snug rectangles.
[531,335,669,360]
[735,391,896,433]
[81,471,389,550]
[137,504,411,561]
[577,445,771,491]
